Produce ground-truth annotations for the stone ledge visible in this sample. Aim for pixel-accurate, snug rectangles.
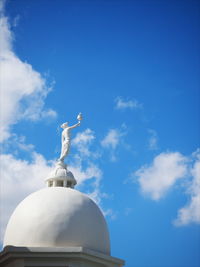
[0,246,125,267]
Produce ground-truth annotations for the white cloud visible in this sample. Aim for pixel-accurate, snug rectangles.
[174,150,200,226]
[134,149,200,226]
[101,128,124,161]
[115,96,142,110]
[101,129,121,150]
[0,152,54,243]
[87,177,103,205]
[71,130,116,216]
[103,208,117,220]
[135,152,188,200]
[148,129,158,150]
[72,128,95,157]
[70,128,109,211]
[69,162,102,186]
[71,128,103,195]
[0,8,57,142]
[1,134,35,155]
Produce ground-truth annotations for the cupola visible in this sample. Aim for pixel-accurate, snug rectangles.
[45,161,76,188]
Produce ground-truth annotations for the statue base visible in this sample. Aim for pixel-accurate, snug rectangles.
[45,160,77,188]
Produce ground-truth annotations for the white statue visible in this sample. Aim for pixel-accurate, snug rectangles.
[59,113,83,162]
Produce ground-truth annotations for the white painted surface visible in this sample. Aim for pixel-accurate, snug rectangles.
[0,246,125,267]
[59,117,81,162]
[3,187,110,255]
[45,161,77,188]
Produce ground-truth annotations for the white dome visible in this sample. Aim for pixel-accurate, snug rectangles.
[3,187,110,255]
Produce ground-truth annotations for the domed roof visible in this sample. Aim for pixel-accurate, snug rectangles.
[3,187,110,255]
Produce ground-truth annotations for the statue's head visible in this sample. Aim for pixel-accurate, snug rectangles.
[61,122,68,129]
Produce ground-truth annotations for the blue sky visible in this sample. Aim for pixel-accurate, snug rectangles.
[0,0,200,266]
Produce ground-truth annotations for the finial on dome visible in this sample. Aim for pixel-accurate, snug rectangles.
[46,113,83,188]
[45,161,77,188]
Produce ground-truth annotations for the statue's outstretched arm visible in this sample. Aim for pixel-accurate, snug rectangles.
[68,122,80,130]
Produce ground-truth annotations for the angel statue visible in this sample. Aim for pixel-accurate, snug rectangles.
[59,113,83,162]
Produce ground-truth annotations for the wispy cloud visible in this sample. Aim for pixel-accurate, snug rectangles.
[148,129,158,150]
[103,208,117,220]
[71,128,116,218]
[87,180,117,220]
[0,6,57,142]
[115,96,142,110]
[124,207,133,216]
[72,128,96,157]
[69,161,102,186]
[101,129,121,150]
[134,152,188,200]
[101,128,124,161]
